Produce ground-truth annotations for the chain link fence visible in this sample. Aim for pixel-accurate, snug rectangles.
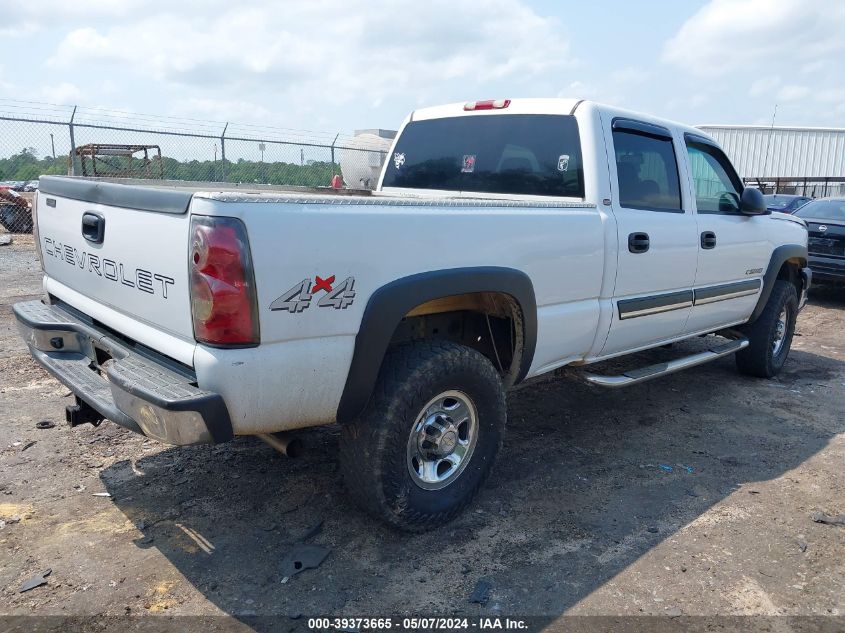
[0,101,390,234]
[742,177,845,198]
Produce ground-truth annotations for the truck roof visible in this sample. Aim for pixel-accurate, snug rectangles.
[410,98,713,143]
[411,98,584,120]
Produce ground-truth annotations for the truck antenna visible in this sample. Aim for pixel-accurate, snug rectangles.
[762,103,778,189]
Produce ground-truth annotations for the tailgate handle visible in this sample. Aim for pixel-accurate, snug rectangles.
[81,212,105,244]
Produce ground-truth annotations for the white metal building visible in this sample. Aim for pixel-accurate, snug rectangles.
[696,124,845,197]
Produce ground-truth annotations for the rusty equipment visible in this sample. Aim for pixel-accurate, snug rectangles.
[71,144,164,179]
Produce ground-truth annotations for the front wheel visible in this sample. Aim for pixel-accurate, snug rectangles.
[735,280,798,378]
[339,341,506,532]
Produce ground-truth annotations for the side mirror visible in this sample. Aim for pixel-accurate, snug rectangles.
[740,187,768,215]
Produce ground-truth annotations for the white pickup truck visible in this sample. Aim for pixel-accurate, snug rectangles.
[15,98,810,531]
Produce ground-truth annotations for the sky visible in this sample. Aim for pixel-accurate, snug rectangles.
[0,0,843,139]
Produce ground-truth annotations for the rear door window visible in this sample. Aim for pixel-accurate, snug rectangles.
[381,114,585,198]
[612,128,683,213]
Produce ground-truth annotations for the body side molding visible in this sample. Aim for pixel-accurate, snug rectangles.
[617,290,693,320]
[693,279,761,305]
[336,267,537,424]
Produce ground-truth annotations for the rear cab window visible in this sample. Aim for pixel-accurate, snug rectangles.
[381,114,585,198]
[611,121,683,213]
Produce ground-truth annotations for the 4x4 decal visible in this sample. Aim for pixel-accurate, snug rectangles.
[270,276,356,312]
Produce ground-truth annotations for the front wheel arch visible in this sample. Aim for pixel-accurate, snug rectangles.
[748,244,806,324]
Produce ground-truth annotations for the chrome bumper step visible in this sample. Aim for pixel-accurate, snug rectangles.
[13,299,233,445]
[584,338,749,388]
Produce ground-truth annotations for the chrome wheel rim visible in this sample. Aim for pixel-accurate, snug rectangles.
[406,390,479,490]
[772,305,789,356]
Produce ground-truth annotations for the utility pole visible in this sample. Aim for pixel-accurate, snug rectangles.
[50,133,56,159]
[68,105,78,175]
[258,142,266,184]
[220,123,228,182]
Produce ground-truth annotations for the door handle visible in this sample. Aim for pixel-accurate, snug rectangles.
[628,232,650,254]
[701,231,717,250]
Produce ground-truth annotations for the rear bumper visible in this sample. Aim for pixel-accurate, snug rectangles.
[13,299,233,445]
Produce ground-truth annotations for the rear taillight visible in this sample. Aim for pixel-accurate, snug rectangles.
[464,99,511,111]
[189,215,259,346]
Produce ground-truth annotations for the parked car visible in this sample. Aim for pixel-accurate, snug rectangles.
[15,98,810,530]
[764,193,812,214]
[23,180,39,192]
[795,197,845,283]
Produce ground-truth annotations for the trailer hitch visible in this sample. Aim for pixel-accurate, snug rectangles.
[66,397,104,428]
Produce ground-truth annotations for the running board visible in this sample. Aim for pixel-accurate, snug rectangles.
[583,338,749,388]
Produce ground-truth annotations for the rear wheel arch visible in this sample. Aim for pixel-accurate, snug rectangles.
[335,267,537,424]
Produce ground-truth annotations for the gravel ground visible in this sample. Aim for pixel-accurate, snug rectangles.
[1,237,844,632]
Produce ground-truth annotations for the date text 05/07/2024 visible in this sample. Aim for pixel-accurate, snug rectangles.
[306,616,529,630]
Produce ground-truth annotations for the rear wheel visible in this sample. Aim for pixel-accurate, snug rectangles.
[735,280,798,378]
[339,341,506,532]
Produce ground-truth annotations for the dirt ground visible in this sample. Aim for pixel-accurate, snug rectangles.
[1,236,844,632]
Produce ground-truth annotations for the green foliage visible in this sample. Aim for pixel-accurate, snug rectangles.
[0,149,66,181]
[0,149,341,187]
[159,156,340,186]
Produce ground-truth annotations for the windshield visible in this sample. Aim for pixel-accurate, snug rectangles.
[764,195,801,210]
[381,114,585,198]
[795,199,845,221]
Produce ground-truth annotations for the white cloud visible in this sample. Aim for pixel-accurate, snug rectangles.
[777,85,810,101]
[564,81,598,98]
[800,59,831,75]
[169,98,273,127]
[609,67,651,85]
[662,0,845,125]
[45,0,575,123]
[665,93,709,114]
[0,21,38,38]
[663,0,845,77]
[749,76,780,97]
[816,88,845,104]
[0,63,12,95]
[2,1,841,138]
[40,82,83,104]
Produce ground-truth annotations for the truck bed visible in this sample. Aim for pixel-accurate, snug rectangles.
[41,175,593,207]
[46,175,375,196]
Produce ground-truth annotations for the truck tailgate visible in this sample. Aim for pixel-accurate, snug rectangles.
[37,177,196,350]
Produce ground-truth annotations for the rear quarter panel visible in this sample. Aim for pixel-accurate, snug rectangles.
[189,194,607,433]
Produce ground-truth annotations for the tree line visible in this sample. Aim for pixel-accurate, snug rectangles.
[0,148,342,187]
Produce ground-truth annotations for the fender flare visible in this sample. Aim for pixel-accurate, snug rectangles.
[749,244,807,322]
[335,267,537,423]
